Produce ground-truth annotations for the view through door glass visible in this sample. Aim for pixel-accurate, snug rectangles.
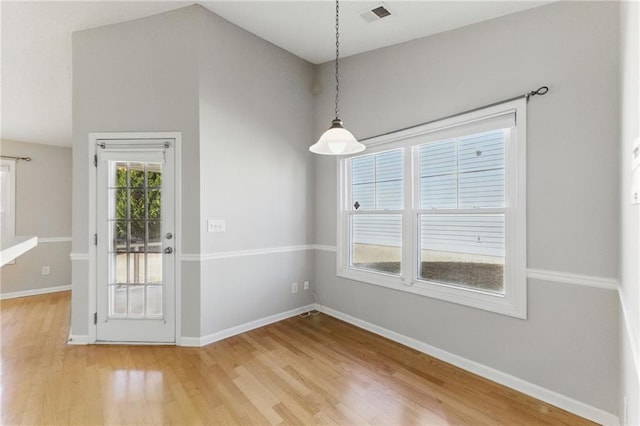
[108,161,164,318]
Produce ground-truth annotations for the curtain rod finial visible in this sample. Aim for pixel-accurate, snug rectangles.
[526,86,549,101]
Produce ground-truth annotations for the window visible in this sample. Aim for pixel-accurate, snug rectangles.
[350,149,404,275]
[0,159,16,238]
[338,99,527,318]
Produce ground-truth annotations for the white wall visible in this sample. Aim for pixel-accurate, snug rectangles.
[619,0,639,424]
[0,139,71,296]
[196,8,315,337]
[313,1,619,417]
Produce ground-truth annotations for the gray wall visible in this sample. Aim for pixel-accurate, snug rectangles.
[0,139,71,295]
[72,6,201,337]
[197,9,315,337]
[619,0,639,424]
[313,1,619,414]
[72,5,315,339]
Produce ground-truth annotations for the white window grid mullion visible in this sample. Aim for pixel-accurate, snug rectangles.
[410,146,421,285]
[338,157,357,274]
[455,137,460,209]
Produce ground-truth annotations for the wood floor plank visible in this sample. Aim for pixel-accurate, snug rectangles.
[1,291,597,425]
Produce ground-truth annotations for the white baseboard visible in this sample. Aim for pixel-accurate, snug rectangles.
[0,284,71,300]
[318,304,620,426]
[181,303,317,347]
[67,334,89,345]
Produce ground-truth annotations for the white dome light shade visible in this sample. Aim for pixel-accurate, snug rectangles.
[309,119,366,155]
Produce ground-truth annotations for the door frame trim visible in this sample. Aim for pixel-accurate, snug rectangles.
[88,132,182,344]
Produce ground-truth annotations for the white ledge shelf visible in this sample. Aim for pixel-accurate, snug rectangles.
[1,236,38,267]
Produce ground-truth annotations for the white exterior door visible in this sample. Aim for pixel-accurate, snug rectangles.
[96,139,176,343]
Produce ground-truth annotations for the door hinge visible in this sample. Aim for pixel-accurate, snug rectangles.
[93,233,97,245]
[93,312,97,325]
[93,154,97,167]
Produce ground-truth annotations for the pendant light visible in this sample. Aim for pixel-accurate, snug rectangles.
[309,0,365,156]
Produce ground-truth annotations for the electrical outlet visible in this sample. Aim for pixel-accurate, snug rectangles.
[207,219,226,233]
[303,280,310,290]
[291,282,298,293]
[42,266,50,275]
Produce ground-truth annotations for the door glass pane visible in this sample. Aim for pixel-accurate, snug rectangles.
[148,221,161,245]
[129,163,145,187]
[419,213,504,293]
[130,221,145,247]
[110,285,127,316]
[128,285,145,316]
[114,163,127,188]
[147,253,162,284]
[111,253,128,284]
[147,286,163,316]
[148,190,161,219]
[106,160,164,318]
[109,189,128,219]
[351,214,401,275]
[147,164,162,187]
[130,190,146,220]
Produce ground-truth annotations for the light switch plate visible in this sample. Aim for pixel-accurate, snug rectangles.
[207,219,226,232]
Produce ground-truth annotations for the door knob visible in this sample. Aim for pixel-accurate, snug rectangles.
[164,247,173,254]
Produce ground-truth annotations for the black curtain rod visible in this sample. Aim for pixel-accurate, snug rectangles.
[1,155,32,161]
[360,85,549,143]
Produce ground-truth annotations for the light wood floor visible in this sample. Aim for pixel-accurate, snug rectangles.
[1,291,595,425]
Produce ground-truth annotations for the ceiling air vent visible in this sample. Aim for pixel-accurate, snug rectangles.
[360,3,392,23]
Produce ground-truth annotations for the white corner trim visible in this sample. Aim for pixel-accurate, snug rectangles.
[67,334,89,345]
[0,285,71,300]
[526,268,618,290]
[319,305,619,426]
[39,237,72,243]
[619,287,640,385]
[180,303,316,347]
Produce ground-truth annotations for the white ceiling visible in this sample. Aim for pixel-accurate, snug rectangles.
[1,0,551,147]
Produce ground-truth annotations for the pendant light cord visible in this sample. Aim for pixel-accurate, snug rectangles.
[334,0,340,120]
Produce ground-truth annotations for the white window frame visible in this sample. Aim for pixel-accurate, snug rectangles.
[1,159,16,237]
[337,98,527,318]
